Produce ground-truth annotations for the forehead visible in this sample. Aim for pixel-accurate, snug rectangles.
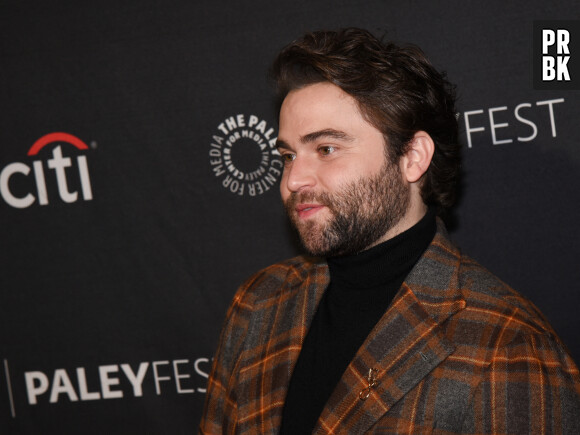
[278,82,377,141]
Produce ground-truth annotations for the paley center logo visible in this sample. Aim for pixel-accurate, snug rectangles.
[209,114,283,196]
[0,132,93,208]
[534,20,579,90]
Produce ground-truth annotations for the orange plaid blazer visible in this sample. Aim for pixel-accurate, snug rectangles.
[200,221,580,434]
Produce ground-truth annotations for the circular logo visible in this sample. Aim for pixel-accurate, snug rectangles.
[209,114,283,196]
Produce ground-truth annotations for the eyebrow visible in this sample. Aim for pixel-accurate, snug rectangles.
[276,128,354,150]
[301,129,354,144]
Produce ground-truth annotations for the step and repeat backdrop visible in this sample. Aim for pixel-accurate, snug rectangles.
[1,1,579,433]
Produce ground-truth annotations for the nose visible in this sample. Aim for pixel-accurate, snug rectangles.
[283,155,317,194]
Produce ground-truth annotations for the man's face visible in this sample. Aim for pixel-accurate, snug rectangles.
[277,82,410,257]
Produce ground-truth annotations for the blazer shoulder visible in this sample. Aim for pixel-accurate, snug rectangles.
[235,255,327,306]
[411,221,553,338]
[457,254,557,337]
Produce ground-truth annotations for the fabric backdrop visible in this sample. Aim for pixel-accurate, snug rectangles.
[1,1,578,433]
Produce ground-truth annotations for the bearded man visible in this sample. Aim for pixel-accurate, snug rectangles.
[200,28,580,434]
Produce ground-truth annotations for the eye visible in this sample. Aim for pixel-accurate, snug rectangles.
[318,145,335,156]
[281,153,296,164]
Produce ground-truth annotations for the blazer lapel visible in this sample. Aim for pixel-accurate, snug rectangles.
[238,257,330,431]
[315,224,466,434]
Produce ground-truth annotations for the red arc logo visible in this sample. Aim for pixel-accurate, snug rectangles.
[28,132,89,156]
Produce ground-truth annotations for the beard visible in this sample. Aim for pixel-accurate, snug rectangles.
[284,159,410,257]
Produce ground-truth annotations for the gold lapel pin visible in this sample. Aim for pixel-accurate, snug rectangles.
[359,368,379,400]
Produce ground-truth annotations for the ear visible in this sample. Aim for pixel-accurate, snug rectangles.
[399,131,435,183]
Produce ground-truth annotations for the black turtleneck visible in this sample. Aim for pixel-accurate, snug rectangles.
[280,209,436,434]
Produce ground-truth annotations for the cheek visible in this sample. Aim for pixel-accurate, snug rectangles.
[279,173,290,200]
[317,164,356,191]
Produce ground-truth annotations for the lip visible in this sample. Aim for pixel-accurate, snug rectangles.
[295,203,325,219]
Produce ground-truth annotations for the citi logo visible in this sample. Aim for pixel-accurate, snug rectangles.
[0,132,93,209]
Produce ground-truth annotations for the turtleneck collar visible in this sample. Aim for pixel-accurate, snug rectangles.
[327,208,437,290]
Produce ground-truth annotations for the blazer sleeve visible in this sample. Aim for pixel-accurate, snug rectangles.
[199,275,258,434]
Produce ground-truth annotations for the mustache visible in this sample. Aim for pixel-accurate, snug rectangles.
[284,191,333,211]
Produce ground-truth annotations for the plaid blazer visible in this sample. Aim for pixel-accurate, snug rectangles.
[200,221,580,434]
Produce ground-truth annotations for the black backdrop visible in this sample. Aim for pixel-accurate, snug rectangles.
[1,1,579,433]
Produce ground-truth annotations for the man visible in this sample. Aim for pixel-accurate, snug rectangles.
[200,28,580,434]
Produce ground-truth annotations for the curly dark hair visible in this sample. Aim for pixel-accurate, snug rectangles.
[270,28,461,213]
